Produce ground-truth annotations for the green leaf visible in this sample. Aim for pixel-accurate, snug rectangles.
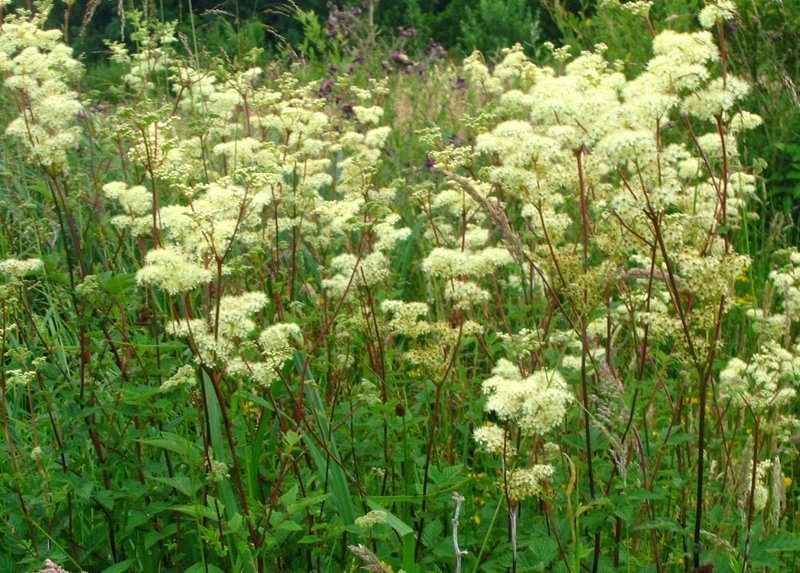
[403,534,417,573]
[144,524,178,550]
[100,560,134,573]
[95,489,115,511]
[753,533,800,554]
[172,503,223,522]
[153,476,198,497]
[139,432,194,459]
[286,492,331,515]
[228,513,245,534]
[277,520,304,532]
[185,563,226,573]
[97,271,136,295]
[421,518,443,548]
[625,487,667,502]
[74,478,94,499]
[528,535,558,566]
[635,518,684,534]
[429,464,464,485]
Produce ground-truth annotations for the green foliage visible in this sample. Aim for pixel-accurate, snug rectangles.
[541,0,704,68]
[458,0,542,55]
[191,16,269,64]
[726,0,800,244]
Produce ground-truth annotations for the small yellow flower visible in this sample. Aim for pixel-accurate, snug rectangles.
[471,515,481,525]
[785,477,793,488]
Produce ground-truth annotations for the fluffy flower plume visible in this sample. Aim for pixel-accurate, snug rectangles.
[0,258,43,278]
[481,359,572,435]
[506,465,555,502]
[136,246,213,294]
[698,0,737,29]
[0,8,83,167]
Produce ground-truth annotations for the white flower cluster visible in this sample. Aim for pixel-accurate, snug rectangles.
[5,369,36,389]
[481,359,572,435]
[422,246,514,279]
[506,465,554,502]
[258,323,303,382]
[682,77,750,122]
[136,246,213,295]
[209,458,230,482]
[769,250,800,322]
[161,287,301,386]
[113,13,178,91]
[322,252,391,298]
[0,258,43,279]
[380,300,430,337]
[353,105,384,125]
[93,38,416,396]
[618,0,653,17]
[218,292,269,339]
[719,342,800,425]
[160,364,197,392]
[698,0,737,29]
[354,510,388,529]
[738,459,773,517]
[473,424,512,456]
[103,181,153,234]
[0,8,84,168]
[381,297,483,374]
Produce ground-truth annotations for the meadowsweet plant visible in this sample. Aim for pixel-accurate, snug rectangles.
[0,9,83,169]
[1,2,421,569]
[0,1,799,572]
[418,1,797,570]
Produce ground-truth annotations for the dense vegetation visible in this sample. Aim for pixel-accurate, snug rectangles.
[2,1,800,572]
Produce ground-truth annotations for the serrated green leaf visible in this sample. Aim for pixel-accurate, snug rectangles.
[421,518,443,548]
[755,534,800,553]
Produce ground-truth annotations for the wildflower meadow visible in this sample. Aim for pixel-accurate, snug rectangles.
[1,0,800,571]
